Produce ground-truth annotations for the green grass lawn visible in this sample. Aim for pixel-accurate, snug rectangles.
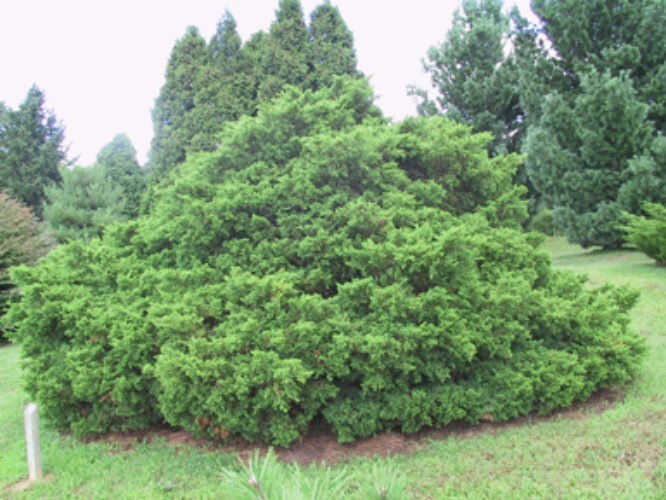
[1,237,665,499]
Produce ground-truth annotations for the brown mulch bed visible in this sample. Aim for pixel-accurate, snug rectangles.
[90,387,626,466]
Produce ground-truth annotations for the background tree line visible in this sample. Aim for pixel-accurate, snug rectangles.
[415,0,666,249]
[5,0,665,250]
[147,0,360,193]
[2,0,666,347]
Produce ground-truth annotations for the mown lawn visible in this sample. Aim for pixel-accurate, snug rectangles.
[1,237,665,499]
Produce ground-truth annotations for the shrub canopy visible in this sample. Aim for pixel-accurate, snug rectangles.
[623,202,666,266]
[0,190,52,342]
[7,79,645,445]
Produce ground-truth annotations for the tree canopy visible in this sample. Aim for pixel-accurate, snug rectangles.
[0,86,67,216]
[414,0,525,156]
[307,1,359,90]
[524,0,666,247]
[531,0,666,130]
[42,165,127,243]
[416,0,666,246]
[95,133,145,218]
[146,0,363,191]
[148,27,210,186]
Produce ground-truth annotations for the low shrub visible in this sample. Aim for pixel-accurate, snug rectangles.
[6,79,647,445]
[0,190,52,343]
[623,202,666,265]
[529,208,557,236]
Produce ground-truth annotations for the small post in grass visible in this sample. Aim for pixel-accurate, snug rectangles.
[24,403,43,482]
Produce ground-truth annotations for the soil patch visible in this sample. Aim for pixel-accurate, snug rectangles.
[89,387,626,465]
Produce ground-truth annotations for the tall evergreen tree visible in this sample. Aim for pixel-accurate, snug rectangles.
[510,8,568,131]
[0,86,66,215]
[148,27,209,184]
[210,9,242,66]
[307,1,360,90]
[531,0,666,130]
[525,70,656,248]
[413,0,524,156]
[524,0,666,247]
[258,0,310,101]
[190,11,258,153]
[95,134,145,218]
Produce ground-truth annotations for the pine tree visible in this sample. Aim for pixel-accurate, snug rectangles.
[43,166,127,243]
[0,86,66,215]
[531,0,666,131]
[524,0,666,246]
[307,1,360,90]
[95,134,145,218]
[525,70,655,248]
[414,0,523,156]
[148,27,209,184]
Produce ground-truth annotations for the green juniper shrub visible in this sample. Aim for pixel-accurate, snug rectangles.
[0,190,53,343]
[623,202,666,265]
[7,238,164,434]
[6,78,646,445]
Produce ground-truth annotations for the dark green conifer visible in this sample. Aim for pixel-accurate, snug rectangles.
[525,0,666,246]
[0,86,66,215]
[414,0,523,156]
[42,165,127,243]
[190,11,258,153]
[95,134,145,218]
[526,70,655,248]
[258,0,310,101]
[307,1,360,90]
[532,0,666,121]
[210,9,242,67]
[148,27,209,184]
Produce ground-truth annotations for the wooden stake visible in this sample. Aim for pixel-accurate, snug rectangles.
[24,403,43,481]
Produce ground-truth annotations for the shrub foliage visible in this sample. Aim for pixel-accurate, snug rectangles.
[7,80,646,445]
[624,202,666,265]
[0,191,52,342]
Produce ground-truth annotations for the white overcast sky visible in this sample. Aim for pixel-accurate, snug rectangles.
[0,0,535,166]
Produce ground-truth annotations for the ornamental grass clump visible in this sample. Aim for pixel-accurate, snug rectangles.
[7,78,646,446]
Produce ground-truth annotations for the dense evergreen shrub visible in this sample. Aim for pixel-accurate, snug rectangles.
[0,191,52,342]
[7,79,646,445]
[623,202,666,265]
